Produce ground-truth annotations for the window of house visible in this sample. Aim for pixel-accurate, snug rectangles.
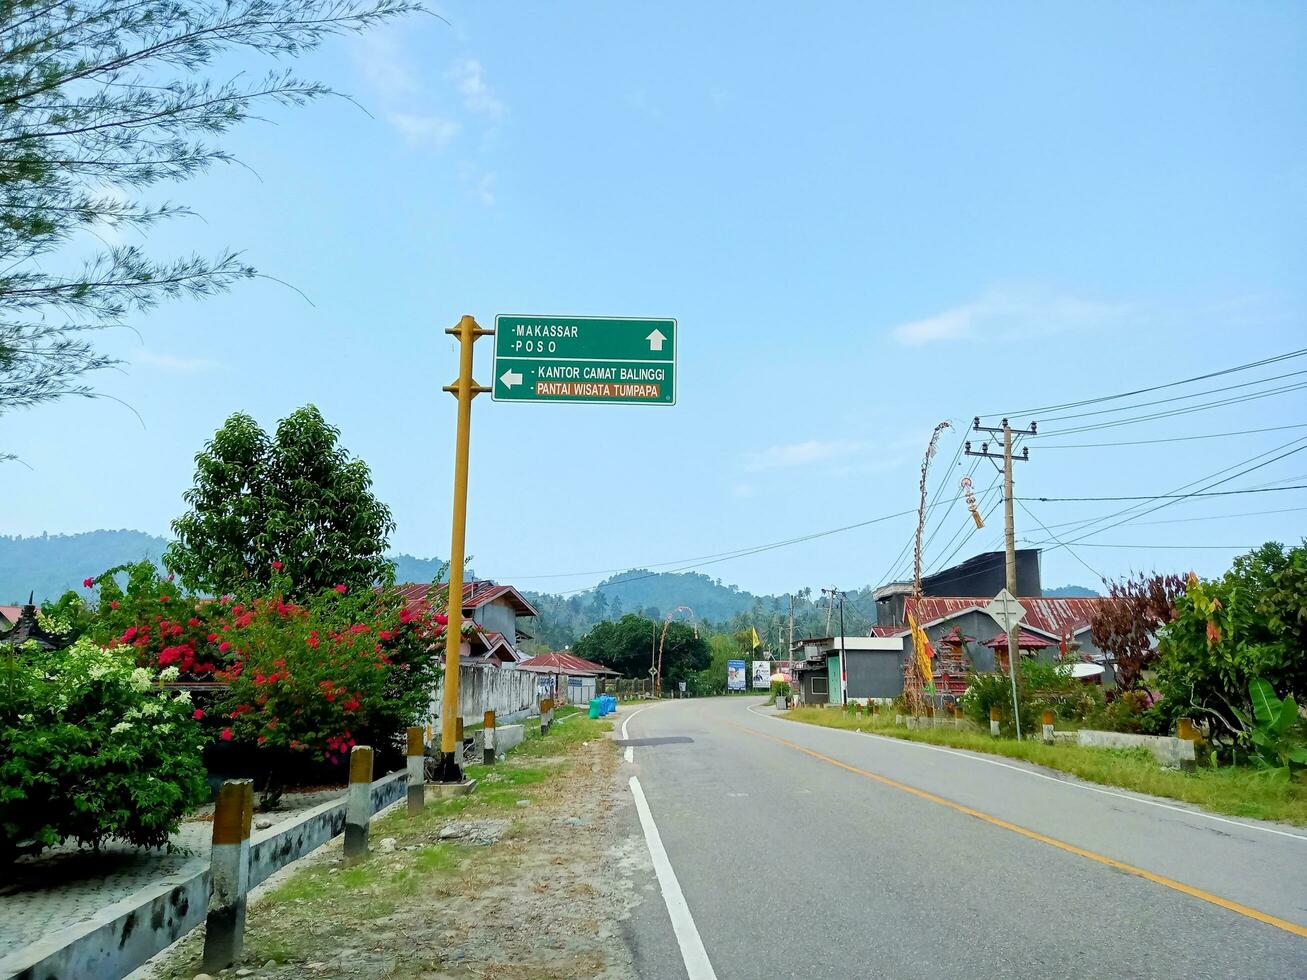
[811,676,828,695]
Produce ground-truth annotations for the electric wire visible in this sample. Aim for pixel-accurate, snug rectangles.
[988,347,1307,417]
[1033,423,1307,449]
[1033,369,1307,424]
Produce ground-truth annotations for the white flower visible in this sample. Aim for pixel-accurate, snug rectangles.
[173,690,192,704]
[130,668,152,692]
[18,713,33,723]
[111,721,131,735]
[159,666,180,682]
[140,701,162,717]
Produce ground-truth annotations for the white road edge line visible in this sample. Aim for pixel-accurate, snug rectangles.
[621,704,653,763]
[629,775,718,980]
[745,704,1307,843]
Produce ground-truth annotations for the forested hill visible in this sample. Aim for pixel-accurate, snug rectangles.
[0,530,170,603]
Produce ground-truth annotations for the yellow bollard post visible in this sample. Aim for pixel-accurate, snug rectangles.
[436,314,492,783]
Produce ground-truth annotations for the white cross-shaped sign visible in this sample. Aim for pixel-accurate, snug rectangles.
[984,588,1027,633]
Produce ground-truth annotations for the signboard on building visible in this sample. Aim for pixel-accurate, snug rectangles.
[727,660,747,691]
[492,314,677,405]
[751,661,771,689]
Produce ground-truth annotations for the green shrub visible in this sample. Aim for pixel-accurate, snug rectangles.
[960,659,1110,736]
[0,638,208,860]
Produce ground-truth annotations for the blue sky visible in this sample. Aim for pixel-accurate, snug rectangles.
[5,2,1306,598]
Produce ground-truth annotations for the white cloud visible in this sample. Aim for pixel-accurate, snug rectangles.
[352,32,419,99]
[132,350,217,372]
[387,113,461,152]
[448,58,504,118]
[888,287,1135,347]
[742,439,867,472]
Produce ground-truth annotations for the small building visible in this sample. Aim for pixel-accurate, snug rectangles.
[395,580,539,666]
[517,651,620,705]
[789,636,909,705]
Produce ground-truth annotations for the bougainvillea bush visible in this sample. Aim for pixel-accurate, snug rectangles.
[80,562,448,774]
[0,639,208,860]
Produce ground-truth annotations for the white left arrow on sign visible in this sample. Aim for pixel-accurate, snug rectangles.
[500,369,523,388]
[646,328,667,352]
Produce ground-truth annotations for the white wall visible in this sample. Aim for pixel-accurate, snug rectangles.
[429,663,539,726]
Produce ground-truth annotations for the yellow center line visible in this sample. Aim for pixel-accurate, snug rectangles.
[730,720,1307,940]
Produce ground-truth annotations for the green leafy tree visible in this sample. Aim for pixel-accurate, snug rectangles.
[0,0,416,445]
[165,406,396,596]
[1154,541,1307,738]
[572,613,710,686]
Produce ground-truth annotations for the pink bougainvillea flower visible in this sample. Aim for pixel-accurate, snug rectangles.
[110,600,120,610]
[220,728,234,741]
[435,613,449,626]
[207,633,219,643]
[193,709,204,721]
[335,584,348,594]
[272,560,284,571]
[188,618,201,627]
[343,698,361,712]
[219,641,232,653]
[257,735,267,745]
[83,577,95,588]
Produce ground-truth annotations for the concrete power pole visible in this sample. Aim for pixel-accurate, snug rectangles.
[966,417,1036,739]
[788,593,795,661]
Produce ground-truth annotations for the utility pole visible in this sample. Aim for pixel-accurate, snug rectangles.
[788,593,795,663]
[965,416,1036,740]
[437,315,492,783]
[822,587,848,705]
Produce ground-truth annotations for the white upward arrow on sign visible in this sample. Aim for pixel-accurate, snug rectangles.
[646,328,667,352]
[500,368,523,389]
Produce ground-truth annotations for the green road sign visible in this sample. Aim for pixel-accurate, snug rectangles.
[492,314,676,405]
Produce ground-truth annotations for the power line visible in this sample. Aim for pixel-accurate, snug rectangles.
[1024,485,1307,502]
[1014,498,1107,584]
[1024,541,1260,550]
[1032,381,1307,437]
[988,346,1307,417]
[1031,504,1307,531]
[1034,368,1307,424]
[1033,422,1307,449]
[1055,439,1307,549]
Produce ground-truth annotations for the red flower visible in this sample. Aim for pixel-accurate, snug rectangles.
[343,698,361,712]
[159,595,171,603]
[207,633,219,643]
[219,641,231,653]
[257,735,267,745]
[435,613,449,626]
[193,709,204,720]
[220,728,234,742]
[272,560,284,571]
[378,630,393,641]
[122,626,138,642]
[110,600,120,610]
[335,584,348,594]
[82,577,95,588]
[188,618,201,627]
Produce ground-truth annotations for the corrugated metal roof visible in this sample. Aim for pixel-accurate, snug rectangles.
[517,652,619,676]
[884,596,1105,640]
[393,581,539,617]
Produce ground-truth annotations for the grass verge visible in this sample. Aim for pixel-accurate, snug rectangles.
[783,706,1307,827]
[156,711,616,978]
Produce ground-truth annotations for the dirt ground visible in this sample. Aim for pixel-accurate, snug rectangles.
[144,715,648,980]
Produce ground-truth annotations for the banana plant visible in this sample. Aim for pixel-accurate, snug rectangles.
[1231,678,1307,779]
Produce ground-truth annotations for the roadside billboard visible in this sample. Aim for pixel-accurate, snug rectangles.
[727,660,747,691]
[751,660,771,689]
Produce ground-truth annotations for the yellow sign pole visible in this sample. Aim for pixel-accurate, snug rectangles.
[436,314,491,782]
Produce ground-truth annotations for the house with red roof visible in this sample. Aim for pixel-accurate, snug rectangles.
[394,580,539,666]
[518,651,619,705]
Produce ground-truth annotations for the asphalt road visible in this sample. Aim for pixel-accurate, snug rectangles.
[617,696,1307,980]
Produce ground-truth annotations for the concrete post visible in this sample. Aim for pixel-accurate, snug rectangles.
[406,727,424,815]
[345,745,374,863]
[483,710,496,764]
[202,779,254,973]
[540,698,551,735]
[1042,710,1055,744]
[989,706,1000,737]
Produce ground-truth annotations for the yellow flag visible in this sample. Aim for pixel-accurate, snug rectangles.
[907,610,936,695]
[749,627,762,651]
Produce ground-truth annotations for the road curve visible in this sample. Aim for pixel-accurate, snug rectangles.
[618,696,1307,980]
